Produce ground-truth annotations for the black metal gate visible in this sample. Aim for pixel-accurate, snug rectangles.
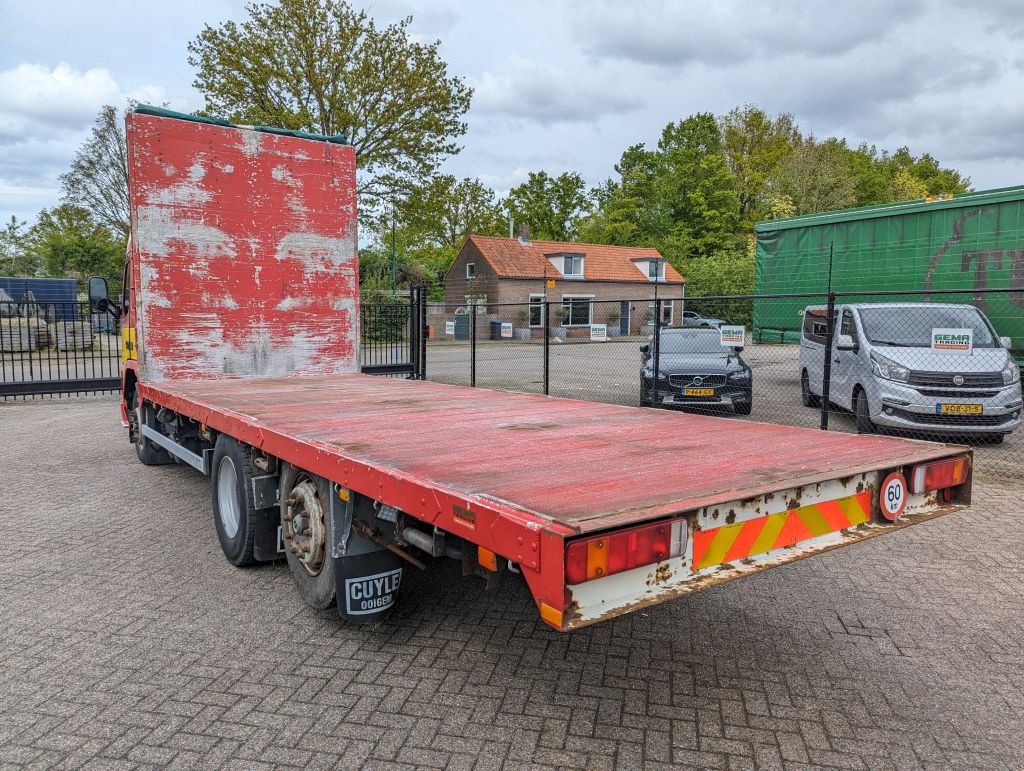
[359,286,426,379]
[0,299,122,399]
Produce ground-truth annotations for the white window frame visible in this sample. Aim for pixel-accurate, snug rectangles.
[563,255,584,278]
[466,262,476,279]
[649,299,674,325]
[561,294,594,327]
[528,294,545,328]
[647,260,664,281]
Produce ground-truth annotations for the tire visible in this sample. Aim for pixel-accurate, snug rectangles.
[131,392,172,466]
[280,464,336,610]
[854,388,874,434]
[801,370,820,408]
[734,400,752,416]
[210,435,259,566]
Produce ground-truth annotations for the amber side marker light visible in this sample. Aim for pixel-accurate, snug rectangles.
[909,456,970,495]
[565,519,685,585]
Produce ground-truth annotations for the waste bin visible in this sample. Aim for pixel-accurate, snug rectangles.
[454,315,469,340]
[490,319,502,340]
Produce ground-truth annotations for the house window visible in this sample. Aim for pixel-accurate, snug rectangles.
[561,296,593,326]
[529,295,544,327]
[649,300,674,325]
[648,260,664,280]
[466,262,476,279]
[563,255,583,277]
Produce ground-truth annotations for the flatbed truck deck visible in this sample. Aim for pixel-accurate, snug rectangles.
[96,106,974,632]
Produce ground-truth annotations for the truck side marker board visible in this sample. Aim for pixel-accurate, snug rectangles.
[692,492,871,570]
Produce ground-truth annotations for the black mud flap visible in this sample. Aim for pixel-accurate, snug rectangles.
[252,507,284,562]
[334,549,403,623]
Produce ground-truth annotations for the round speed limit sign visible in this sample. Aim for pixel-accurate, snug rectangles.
[879,472,907,521]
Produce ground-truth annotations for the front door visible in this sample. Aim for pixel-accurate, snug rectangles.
[619,301,630,336]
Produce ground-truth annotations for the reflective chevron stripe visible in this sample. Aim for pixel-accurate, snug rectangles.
[692,491,872,571]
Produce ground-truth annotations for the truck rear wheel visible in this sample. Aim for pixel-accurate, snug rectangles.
[211,435,258,566]
[280,464,336,610]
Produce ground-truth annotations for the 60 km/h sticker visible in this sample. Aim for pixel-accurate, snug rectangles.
[879,472,907,521]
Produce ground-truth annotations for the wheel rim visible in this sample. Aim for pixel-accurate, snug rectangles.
[217,456,241,538]
[283,475,327,576]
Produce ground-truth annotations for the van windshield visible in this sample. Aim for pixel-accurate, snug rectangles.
[857,306,996,348]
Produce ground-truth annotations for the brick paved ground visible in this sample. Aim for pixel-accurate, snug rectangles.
[1,396,1022,770]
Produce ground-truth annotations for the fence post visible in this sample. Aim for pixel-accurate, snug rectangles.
[419,287,427,380]
[543,301,550,395]
[408,291,418,378]
[470,302,477,387]
[653,298,662,404]
[820,291,836,430]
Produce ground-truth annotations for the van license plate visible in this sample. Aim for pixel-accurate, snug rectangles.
[683,388,715,397]
[936,403,983,415]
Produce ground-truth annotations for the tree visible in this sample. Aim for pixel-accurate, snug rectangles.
[391,175,504,252]
[505,171,591,241]
[654,113,741,259]
[769,136,858,216]
[188,0,472,202]
[720,105,798,227]
[59,105,130,238]
[0,215,40,276]
[28,205,123,281]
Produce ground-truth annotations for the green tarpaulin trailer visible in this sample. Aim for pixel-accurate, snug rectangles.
[754,185,1024,351]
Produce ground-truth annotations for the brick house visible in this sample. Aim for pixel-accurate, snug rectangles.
[442,234,685,338]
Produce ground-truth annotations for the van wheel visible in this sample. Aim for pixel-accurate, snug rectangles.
[854,388,874,434]
[211,435,258,566]
[801,370,820,408]
[281,464,336,610]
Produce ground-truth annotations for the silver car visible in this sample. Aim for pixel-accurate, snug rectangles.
[799,303,1022,441]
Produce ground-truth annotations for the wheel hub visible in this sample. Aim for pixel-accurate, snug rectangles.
[284,477,327,576]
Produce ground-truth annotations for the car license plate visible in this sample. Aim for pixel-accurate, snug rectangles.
[683,388,715,397]
[936,403,983,415]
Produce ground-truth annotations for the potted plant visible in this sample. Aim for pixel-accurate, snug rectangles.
[552,305,569,339]
[514,309,531,340]
[605,309,621,338]
[639,309,655,337]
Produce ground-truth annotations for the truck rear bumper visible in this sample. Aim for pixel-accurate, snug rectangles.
[558,464,970,630]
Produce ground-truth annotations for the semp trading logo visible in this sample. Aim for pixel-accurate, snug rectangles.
[345,569,402,615]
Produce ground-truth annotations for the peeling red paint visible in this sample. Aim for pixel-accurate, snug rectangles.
[127,112,359,381]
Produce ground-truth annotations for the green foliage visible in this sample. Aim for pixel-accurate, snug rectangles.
[28,205,124,283]
[188,0,472,203]
[59,105,130,238]
[0,215,39,276]
[505,170,591,241]
[720,105,797,227]
[680,249,755,327]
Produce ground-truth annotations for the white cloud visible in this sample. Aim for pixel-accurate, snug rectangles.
[472,58,642,125]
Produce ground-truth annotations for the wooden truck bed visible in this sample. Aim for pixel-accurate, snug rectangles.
[142,373,962,534]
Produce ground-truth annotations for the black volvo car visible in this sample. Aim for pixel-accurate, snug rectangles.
[640,328,753,414]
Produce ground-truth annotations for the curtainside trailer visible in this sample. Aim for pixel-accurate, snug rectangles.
[94,107,974,631]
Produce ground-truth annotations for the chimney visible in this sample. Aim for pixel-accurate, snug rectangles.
[517,223,531,245]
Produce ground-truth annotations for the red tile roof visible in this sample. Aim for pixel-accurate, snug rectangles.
[462,235,684,283]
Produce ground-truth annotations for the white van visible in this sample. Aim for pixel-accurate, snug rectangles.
[799,303,1022,441]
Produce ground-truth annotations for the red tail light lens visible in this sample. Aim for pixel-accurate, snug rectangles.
[565,519,685,585]
[909,455,970,494]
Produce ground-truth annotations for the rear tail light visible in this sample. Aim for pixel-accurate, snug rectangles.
[565,519,686,585]
[909,455,970,494]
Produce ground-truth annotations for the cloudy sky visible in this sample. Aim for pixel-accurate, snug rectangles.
[2,0,1023,228]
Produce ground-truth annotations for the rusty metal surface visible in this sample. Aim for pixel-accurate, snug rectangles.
[142,373,968,532]
[126,112,359,382]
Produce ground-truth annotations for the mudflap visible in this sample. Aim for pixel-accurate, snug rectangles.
[334,548,404,623]
[252,507,284,562]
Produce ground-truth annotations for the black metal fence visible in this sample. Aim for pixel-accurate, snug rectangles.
[423,291,1023,480]
[0,300,122,398]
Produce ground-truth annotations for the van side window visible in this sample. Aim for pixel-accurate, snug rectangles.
[841,309,855,338]
[803,309,828,344]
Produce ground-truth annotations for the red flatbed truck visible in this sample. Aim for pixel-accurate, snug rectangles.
[96,107,974,631]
